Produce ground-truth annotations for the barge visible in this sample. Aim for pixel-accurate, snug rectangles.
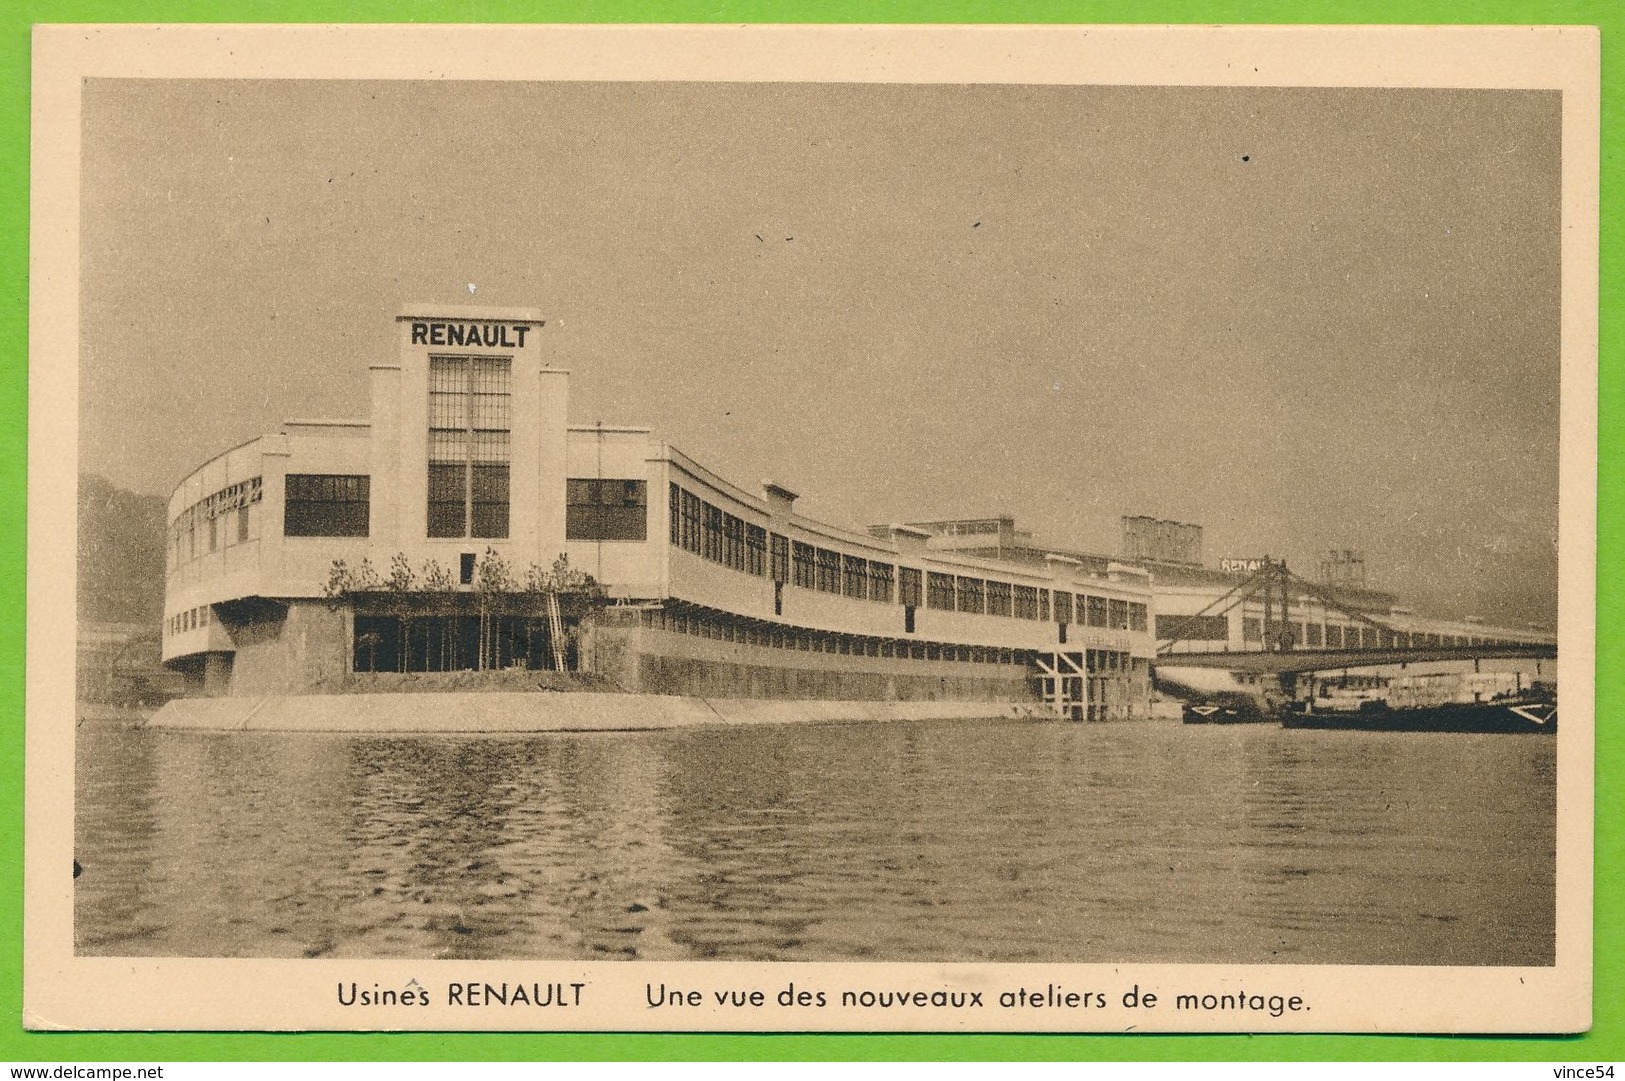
[1283,671,1557,733]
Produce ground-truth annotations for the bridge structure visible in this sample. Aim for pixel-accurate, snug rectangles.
[1151,558,1555,676]
[1152,641,1556,675]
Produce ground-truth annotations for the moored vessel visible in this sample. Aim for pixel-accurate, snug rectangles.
[1282,695,1556,733]
[1284,670,1556,733]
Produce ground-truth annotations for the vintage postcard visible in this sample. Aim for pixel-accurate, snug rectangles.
[26,23,1598,1033]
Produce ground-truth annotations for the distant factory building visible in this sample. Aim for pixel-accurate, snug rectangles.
[1120,516,1204,567]
[888,517,1553,658]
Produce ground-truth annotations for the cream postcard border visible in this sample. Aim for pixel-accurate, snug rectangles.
[26,23,1600,1033]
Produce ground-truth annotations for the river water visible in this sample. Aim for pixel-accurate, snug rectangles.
[73,718,1555,965]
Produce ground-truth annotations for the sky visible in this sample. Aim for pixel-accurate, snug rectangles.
[77,80,1562,627]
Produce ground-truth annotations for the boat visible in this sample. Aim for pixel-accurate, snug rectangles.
[1180,693,1270,724]
[1281,695,1556,733]
[1282,671,1556,733]
[1156,664,1281,724]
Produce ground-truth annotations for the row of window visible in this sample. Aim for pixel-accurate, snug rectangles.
[670,485,769,575]
[642,605,1039,667]
[926,573,1149,630]
[669,483,1150,628]
[284,473,656,541]
[165,604,211,636]
[936,519,1003,536]
[168,477,264,569]
[790,541,894,602]
[1240,618,1523,649]
[671,483,900,604]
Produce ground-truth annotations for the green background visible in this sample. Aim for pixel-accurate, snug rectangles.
[0,0,1615,1064]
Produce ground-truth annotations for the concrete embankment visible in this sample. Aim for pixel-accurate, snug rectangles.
[145,691,1050,733]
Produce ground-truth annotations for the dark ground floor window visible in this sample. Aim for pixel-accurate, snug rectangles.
[352,614,574,672]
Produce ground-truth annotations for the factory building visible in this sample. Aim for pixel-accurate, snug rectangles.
[902,519,1554,656]
[162,304,1157,718]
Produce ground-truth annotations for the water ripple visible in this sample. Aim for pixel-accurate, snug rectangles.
[74,719,1554,964]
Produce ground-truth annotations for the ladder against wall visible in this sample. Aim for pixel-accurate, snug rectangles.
[546,592,568,672]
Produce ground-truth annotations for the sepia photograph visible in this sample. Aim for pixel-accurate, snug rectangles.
[27,24,1597,1033]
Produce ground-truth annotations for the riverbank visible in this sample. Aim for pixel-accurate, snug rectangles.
[144,691,1052,733]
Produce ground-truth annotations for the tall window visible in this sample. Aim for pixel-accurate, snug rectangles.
[815,548,841,594]
[566,479,648,540]
[842,555,868,599]
[428,356,511,538]
[702,504,724,562]
[770,533,790,583]
[285,474,370,537]
[898,567,922,608]
[723,514,745,570]
[746,525,768,576]
[868,561,894,603]
[680,489,702,553]
[792,542,816,589]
